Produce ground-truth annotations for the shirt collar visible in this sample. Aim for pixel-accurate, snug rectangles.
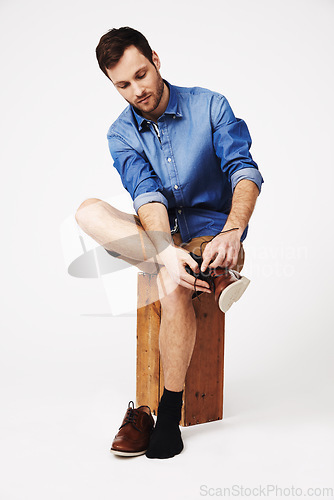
[131,79,182,131]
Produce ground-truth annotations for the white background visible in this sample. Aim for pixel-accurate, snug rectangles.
[1,0,333,498]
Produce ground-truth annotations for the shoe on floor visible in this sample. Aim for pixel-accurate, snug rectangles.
[110,401,155,457]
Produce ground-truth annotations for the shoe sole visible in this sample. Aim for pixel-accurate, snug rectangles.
[218,276,250,313]
[110,448,147,457]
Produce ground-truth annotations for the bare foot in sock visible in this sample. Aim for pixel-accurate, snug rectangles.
[145,387,184,459]
[145,419,183,459]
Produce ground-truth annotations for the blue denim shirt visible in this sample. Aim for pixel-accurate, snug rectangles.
[107,79,263,243]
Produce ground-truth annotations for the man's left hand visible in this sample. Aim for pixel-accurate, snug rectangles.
[200,229,242,272]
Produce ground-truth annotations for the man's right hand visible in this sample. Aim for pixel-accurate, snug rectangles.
[159,245,211,293]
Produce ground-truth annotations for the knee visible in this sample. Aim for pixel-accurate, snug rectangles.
[160,284,193,312]
[75,198,102,226]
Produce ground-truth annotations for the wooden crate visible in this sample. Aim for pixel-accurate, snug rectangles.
[136,272,225,426]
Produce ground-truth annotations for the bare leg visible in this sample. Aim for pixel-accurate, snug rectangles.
[157,268,196,391]
[146,269,196,458]
[76,198,196,388]
[75,198,165,274]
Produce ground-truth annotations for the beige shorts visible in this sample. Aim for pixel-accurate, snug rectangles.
[133,214,245,273]
[172,233,245,273]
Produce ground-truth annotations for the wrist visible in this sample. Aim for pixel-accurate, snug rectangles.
[157,243,176,264]
[220,225,243,238]
[146,232,172,256]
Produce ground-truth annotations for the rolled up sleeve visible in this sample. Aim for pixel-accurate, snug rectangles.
[133,191,168,212]
[107,133,168,213]
[211,96,264,194]
[230,167,264,194]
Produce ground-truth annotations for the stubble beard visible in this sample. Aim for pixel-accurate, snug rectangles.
[147,71,164,112]
[135,70,165,115]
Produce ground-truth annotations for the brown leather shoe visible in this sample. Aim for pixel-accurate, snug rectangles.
[212,268,250,313]
[110,401,155,457]
[186,252,250,313]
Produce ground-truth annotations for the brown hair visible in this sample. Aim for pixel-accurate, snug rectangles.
[96,27,154,79]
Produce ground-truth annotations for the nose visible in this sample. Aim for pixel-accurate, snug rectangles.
[133,81,145,97]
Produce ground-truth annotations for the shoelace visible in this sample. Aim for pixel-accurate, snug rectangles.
[119,400,142,432]
[188,228,239,300]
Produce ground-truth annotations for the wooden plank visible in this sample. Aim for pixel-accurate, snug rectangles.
[182,292,225,426]
[136,273,161,415]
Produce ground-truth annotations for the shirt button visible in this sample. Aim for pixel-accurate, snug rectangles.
[178,209,182,214]
[174,184,179,189]
[167,157,172,163]
[173,115,176,119]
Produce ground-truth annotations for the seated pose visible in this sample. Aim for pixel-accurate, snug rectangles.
[75,26,264,460]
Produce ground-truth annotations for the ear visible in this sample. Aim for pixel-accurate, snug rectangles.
[151,50,161,70]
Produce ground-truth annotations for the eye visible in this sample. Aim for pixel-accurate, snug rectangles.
[137,72,146,79]
[119,83,129,89]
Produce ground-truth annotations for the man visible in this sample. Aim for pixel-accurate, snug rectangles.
[75,27,263,460]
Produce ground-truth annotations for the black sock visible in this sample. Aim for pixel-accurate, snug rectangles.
[145,388,184,459]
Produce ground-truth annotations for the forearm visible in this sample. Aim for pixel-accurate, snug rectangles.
[200,179,259,270]
[138,202,210,291]
[137,202,173,255]
[224,179,259,237]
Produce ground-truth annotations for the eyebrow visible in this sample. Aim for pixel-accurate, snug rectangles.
[113,66,148,86]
